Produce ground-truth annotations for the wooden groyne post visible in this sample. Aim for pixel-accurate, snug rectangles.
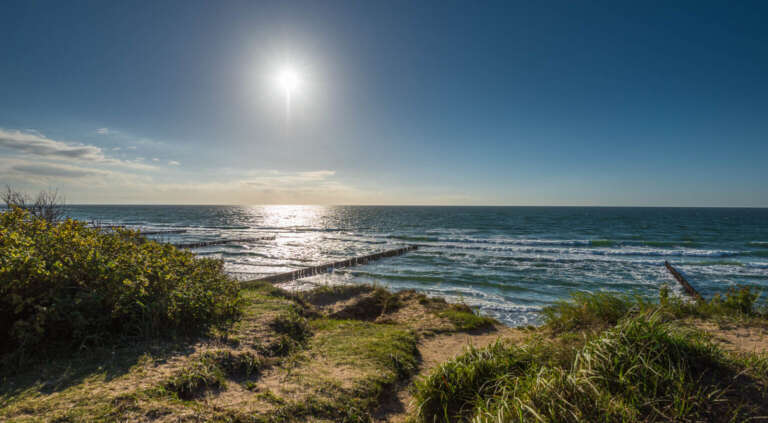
[173,236,276,249]
[664,261,702,300]
[250,245,418,284]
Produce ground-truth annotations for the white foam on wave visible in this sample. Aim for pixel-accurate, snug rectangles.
[427,242,741,258]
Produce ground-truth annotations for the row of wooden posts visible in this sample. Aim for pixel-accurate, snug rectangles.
[148,229,420,283]
[252,245,419,284]
[664,260,703,300]
[132,224,706,296]
[175,234,701,296]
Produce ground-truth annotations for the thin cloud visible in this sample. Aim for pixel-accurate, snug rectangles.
[95,127,111,135]
[0,128,155,171]
[11,163,108,178]
[168,160,180,166]
[0,128,104,161]
[242,169,337,187]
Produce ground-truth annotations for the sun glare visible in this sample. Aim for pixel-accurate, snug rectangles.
[276,67,301,94]
[274,65,302,121]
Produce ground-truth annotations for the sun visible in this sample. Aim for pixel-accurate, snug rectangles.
[273,65,303,121]
[276,66,301,95]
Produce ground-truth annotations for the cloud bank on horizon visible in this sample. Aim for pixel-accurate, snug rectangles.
[0,127,366,205]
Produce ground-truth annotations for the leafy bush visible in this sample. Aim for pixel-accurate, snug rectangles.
[0,207,242,359]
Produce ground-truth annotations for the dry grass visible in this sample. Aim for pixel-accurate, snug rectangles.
[0,282,497,422]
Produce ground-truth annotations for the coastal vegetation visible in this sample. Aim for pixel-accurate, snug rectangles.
[412,288,768,423]
[0,206,241,367]
[1,202,767,422]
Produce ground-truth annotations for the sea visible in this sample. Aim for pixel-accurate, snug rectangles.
[65,205,768,326]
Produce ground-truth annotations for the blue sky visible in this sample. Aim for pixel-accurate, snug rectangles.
[1,0,766,205]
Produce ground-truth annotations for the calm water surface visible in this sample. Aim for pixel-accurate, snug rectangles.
[66,206,768,325]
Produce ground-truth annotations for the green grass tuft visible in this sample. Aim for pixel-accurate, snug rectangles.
[162,357,227,400]
[438,306,497,331]
[660,284,766,321]
[270,311,312,344]
[542,285,767,335]
[162,349,264,399]
[413,311,768,423]
[541,291,641,332]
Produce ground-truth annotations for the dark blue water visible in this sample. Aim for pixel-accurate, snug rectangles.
[65,206,768,325]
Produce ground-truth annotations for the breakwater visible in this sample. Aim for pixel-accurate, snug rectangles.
[249,245,418,284]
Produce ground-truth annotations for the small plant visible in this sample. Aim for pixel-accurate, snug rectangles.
[270,311,312,344]
[162,349,263,399]
[163,357,227,399]
[255,389,286,404]
[437,305,496,331]
[714,286,761,315]
[198,349,264,377]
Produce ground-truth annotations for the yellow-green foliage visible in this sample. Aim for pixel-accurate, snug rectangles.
[0,207,242,359]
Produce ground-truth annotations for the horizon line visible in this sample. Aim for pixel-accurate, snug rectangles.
[55,203,768,209]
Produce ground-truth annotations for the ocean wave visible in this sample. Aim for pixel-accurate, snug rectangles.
[443,251,768,272]
[738,250,768,258]
[685,260,744,267]
[429,242,740,258]
[390,235,440,242]
[388,235,701,249]
[321,236,388,245]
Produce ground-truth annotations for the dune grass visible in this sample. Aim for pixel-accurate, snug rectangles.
[413,287,768,423]
[542,285,766,334]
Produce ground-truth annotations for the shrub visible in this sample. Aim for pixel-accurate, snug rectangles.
[1,185,65,223]
[0,207,242,360]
